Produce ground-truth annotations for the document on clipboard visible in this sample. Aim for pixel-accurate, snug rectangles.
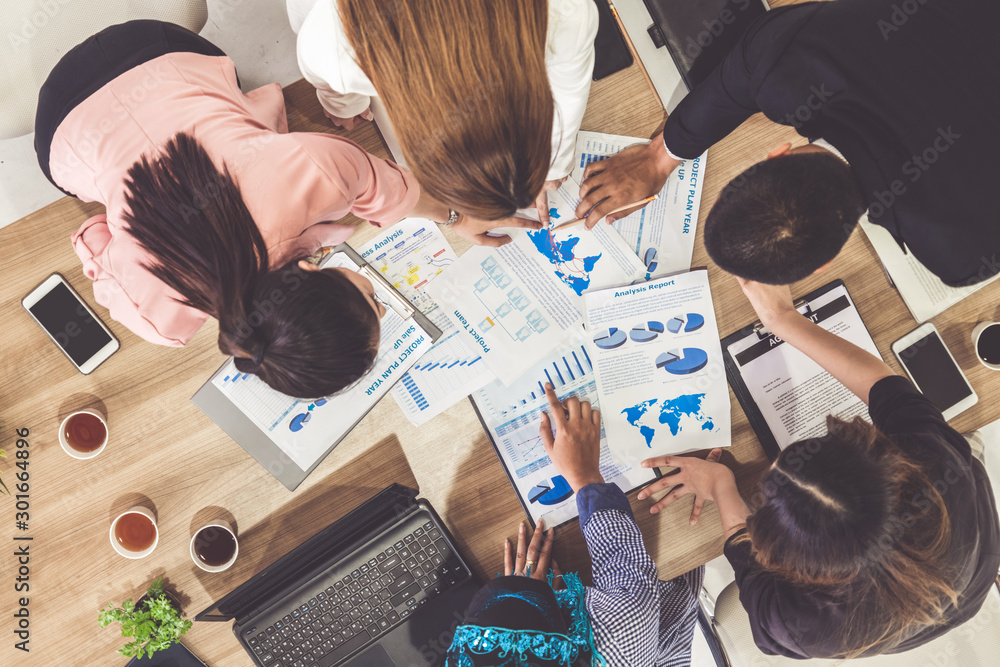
[721,280,882,462]
[469,337,661,529]
[192,244,442,490]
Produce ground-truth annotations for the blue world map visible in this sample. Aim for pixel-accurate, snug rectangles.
[527,229,602,297]
[622,394,716,447]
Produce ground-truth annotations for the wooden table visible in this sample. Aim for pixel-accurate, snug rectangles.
[2,9,999,666]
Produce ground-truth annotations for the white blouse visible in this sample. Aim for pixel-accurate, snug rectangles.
[289,0,598,181]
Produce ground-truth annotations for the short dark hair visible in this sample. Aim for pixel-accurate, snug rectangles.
[704,152,864,284]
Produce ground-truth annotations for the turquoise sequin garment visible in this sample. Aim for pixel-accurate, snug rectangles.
[444,573,605,667]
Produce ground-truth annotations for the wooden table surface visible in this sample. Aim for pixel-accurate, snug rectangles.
[3,8,1000,665]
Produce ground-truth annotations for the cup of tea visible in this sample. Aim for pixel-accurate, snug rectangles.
[110,506,158,559]
[190,521,239,572]
[972,322,1000,370]
[59,408,108,460]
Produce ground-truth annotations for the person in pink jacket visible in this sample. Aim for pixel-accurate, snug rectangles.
[35,20,449,398]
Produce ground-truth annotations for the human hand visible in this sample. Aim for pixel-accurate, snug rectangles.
[539,383,604,492]
[637,449,742,526]
[451,213,543,248]
[535,178,567,226]
[324,108,373,131]
[575,132,680,229]
[504,519,555,580]
[736,277,799,331]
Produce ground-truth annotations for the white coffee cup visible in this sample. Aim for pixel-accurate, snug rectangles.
[972,322,1000,371]
[58,408,108,460]
[110,506,159,559]
[190,521,239,572]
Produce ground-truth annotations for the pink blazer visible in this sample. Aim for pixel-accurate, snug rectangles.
[48,52,418,346]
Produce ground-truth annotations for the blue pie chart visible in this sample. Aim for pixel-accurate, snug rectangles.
[289,412,312,432]
[656,348,709,375]
[630,321,665,343]
[643,248,658,273]
[593,327,627,350]
[666,313,706,334]
[528,475,574,506]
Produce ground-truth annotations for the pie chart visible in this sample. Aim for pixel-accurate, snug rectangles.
[643,248,658,273]
[527,476,574,506]
[630,321,665,343]
[666,313,706,334]
[656,348,709,375]
[289,412,312,432]
[593,327,627,350]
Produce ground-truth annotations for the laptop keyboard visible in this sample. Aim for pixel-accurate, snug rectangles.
[244,520,468,667]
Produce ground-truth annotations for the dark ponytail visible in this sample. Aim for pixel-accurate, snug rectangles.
[122,133,379,398]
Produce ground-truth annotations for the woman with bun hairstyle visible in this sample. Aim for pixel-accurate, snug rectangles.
[36,20,450,397]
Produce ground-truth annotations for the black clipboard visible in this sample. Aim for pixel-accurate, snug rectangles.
[720,279,875,462]
[467,393,662,530]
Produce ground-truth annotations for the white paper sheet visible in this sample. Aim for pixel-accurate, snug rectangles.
[725,283,880,449]
[584,270,731,465]
[860,218,999,323]
[358,220,496,425]
[570,131,707,278]
[426,225,645,386]
[472,339,657,526]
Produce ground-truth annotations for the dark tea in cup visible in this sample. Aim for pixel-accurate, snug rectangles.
[976,324,1000,365]
[191,522,239,571]
[64,412,106,452]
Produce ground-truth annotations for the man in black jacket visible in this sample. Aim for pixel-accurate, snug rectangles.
[577,0,1000,287]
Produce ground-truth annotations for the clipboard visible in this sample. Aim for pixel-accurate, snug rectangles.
[467,394,662,531]
[720,279,877,462]
[192,243,442,491]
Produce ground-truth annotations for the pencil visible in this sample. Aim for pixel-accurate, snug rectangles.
[549,195,658,232]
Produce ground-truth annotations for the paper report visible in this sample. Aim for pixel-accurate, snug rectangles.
[427,222,645,386]
[358,220,494,425]
[571,131,707,280]
[471,336,657,527]
[725,283,880,448]
[585,270,731,465]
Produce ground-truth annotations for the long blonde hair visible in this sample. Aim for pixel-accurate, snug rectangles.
[340,0,553,219]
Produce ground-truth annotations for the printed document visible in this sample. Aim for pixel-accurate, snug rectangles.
[427,224,645,386]
[472,336,657,527]
[861,218,999,323]
[571,131,707,278]
[725,283,880,449]
[584,270,731,465]
[358,220,495,425]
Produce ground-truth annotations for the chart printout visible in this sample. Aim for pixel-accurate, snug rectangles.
[427,224,644,386]
[585,270,731,465]
[358,220,495,424]
[571,131,706,280]
[472,340,656,526]
[212,275,434,470]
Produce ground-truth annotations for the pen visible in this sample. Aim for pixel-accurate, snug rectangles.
[550,195,658,232]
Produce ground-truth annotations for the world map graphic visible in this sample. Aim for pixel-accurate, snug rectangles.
[527,229,602,297]
[621,394,716,447]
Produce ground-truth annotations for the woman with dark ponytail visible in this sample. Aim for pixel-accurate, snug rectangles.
[35,20,449,397]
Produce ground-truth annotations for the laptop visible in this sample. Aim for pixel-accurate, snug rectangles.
[196,485,479,667]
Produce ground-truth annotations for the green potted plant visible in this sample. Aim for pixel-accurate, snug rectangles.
[98,578,192,659]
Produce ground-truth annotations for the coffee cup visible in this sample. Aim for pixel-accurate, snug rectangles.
[59,408,108,460]
[190,521,239,572]
[972,322,1000,370]
[110,506,158,559]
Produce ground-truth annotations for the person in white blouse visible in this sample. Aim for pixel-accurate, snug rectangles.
[288,0,598,246]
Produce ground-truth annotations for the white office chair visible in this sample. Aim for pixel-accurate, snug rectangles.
[0,0,209,139]
[705,578,1000,667]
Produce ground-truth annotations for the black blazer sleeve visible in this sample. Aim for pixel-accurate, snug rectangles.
[661,4,818,159]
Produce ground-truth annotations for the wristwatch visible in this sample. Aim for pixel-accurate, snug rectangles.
[440,209,459,226]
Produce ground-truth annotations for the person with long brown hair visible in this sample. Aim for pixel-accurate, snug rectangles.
[36,20,451,398]
[637,279,999,659]
[290,0,598,246]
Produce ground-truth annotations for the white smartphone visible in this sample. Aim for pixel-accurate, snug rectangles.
[891,322,977,421]
[22,273,119,374]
